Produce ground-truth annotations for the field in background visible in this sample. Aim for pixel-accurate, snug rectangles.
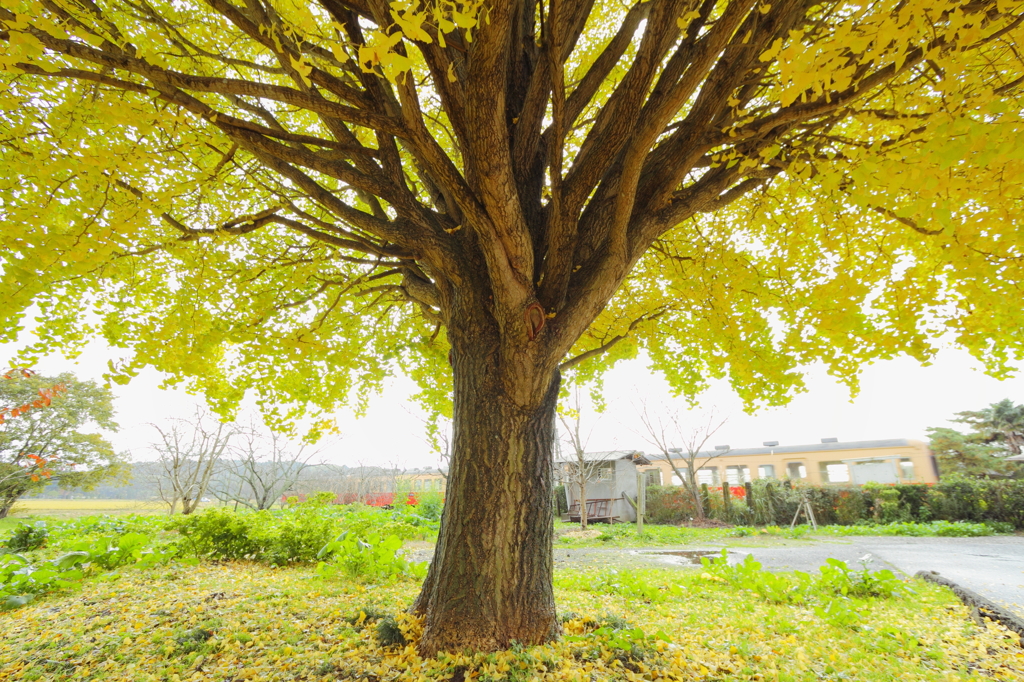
[10,499,169,518]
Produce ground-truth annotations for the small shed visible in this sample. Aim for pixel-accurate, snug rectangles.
[559,450,651,523]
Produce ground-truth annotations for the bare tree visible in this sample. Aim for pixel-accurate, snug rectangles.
[637,403,729,520]
[284,462,350,501]
[433,421,452,481]
[556,386,608,530]
[408,408,452,480]
[151,409,235,515]
[213,425,325,510]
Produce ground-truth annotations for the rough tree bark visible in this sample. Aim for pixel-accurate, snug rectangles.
[412,308,561,654]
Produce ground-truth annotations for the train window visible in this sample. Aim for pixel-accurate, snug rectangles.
[820,461,850,483]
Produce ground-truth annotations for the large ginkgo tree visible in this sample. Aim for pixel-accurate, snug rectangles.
[2,0,1023,653]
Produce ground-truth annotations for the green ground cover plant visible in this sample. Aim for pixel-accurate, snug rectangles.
[0,530,179,610]
[3,521,49,552]
[316,532,427,583]
[0,500,436,611]
[698,549,904,604]
[1,503,1021,678]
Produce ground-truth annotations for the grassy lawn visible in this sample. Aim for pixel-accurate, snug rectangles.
[552,520,1018,548]
[0,560,1020,681]
[1,507,1021,680]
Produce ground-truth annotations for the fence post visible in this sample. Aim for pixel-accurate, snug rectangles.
[745,482,754,511]
[700,483,710,517]
[636,471,646,534]
[722,482,731,522]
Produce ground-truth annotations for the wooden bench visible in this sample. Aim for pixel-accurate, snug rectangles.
[567,498,619,523]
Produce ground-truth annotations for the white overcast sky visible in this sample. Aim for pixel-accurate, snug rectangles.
[4,333,1024,469]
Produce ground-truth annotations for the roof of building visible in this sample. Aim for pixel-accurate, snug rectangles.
[402,467,446,476]
[669,438,923,459]
[557,449,652,466]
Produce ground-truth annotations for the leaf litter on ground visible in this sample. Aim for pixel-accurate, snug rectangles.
[0,558,1021,681]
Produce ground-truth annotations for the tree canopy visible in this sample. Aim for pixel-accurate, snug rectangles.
[1,0,1022,414]
[927,398,1024,477]
[953,398,1024,455]
[0,371,126,517]
[3,0,1024,653]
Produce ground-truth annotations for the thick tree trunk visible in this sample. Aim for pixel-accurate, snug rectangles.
[412,324,560,655]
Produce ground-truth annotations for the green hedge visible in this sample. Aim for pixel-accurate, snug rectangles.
[644,476,1024,529]
[553,484,569,516]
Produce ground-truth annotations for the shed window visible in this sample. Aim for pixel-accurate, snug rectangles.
[899,458,915,480]
[597,464,614,481]
[758,464,776,479]
[786,462,807,480]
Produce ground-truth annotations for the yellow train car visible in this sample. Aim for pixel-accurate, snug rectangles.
[643,438,938,487]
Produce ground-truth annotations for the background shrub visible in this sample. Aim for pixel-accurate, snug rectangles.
[553,485,568,516]
[664,476,1024,529]
[644,486,698,524]
[3,521,49,552]
[173,496,441,564]
[415,492,444,521]
[174,508,271,560]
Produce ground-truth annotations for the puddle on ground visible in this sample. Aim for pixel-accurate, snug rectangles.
[632,549,723,565]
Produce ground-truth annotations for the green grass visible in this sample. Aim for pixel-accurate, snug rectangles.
[555,521,736,547]
[554,519,1017,548]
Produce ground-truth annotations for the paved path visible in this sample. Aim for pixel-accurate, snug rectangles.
[567,536,1024,619]
[416,535,1024,618]
[727,536,1024,619]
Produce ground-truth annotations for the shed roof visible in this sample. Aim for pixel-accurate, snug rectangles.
[557,449,651,466]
